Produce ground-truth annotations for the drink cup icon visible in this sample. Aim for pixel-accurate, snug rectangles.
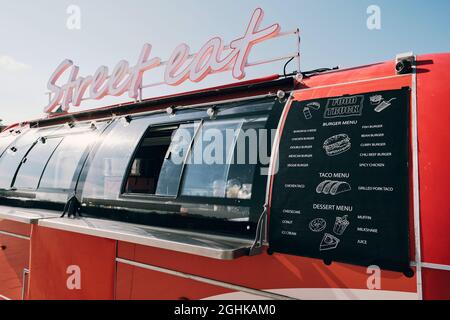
[303,102,320,120]
[333,215,350,236]
[303,107,313,120]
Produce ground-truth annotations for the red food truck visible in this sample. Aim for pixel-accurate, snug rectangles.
[0,9,449,300]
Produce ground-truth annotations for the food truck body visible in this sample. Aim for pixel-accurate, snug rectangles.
[0,52,449,300]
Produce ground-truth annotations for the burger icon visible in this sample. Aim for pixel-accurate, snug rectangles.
[323,134,351,156]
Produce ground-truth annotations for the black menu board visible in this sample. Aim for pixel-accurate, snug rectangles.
[269,88,411,273]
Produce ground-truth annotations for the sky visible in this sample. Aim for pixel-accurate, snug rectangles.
[0,0,449,125]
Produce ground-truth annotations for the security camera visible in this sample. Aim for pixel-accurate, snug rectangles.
[395,52,414,75]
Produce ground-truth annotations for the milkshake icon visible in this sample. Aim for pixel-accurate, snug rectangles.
[333,215,350,236]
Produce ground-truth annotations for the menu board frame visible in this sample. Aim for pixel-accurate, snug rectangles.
[268,87,412,274]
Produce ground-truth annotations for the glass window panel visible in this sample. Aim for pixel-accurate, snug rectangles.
[180,117,269,200]
[81,118,151,200]
[0,129,24,157]
[0,130,39,189]
[13,137,63,190]
[39,131,96,190]
[155,123,198,196]
[226,117,269,200]
[180,119,243,198]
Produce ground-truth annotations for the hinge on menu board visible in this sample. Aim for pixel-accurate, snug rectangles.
[61,193,82,219]
[249,204,268,256]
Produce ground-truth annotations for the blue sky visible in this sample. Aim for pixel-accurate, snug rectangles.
[0,0,449,124]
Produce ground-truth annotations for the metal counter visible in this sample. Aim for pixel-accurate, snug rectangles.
[38,217,254,260]
[0,205,60,224]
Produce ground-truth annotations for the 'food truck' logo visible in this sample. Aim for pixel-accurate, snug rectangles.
[44,8,282,114]
[324,96,364,119]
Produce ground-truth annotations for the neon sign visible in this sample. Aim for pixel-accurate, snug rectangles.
[45,8,283,113]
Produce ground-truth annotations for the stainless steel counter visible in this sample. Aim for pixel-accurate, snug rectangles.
[38,217,254,260]
[0,203,256,260]
[0,205,60,224]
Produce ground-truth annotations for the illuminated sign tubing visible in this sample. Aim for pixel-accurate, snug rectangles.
[45,8,281,113]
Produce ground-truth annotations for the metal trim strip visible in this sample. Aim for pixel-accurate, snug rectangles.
[411,57,423,299]
[116,257,295,300]
[0,230,30,241]
[297,74,411,92]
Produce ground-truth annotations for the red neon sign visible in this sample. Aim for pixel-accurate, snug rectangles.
[44,8,281,114]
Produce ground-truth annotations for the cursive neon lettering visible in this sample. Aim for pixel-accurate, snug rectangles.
[44,8,280,113]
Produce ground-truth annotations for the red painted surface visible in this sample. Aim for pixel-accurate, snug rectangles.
[0,233,29,300]
[416,53,450,266]
[422,268,450,300]
[0,220,31,237]
[116,262,231,300]
[301,60,396,89]
[118,242,416,294]
[28,226,116,300]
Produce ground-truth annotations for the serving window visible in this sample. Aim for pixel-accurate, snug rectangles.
[120,114,270,201]
[123,123,200,197]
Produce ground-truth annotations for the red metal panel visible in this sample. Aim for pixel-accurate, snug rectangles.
[301,60,395,89]
[0,233,29,300]
[416,53,450,266]
[28,226,116,300]
[0,220,31,237]
[116,262,231,300]
[422,268,450,300]
[118,243,416,295]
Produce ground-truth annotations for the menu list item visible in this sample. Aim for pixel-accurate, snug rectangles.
[269,88,411,273]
